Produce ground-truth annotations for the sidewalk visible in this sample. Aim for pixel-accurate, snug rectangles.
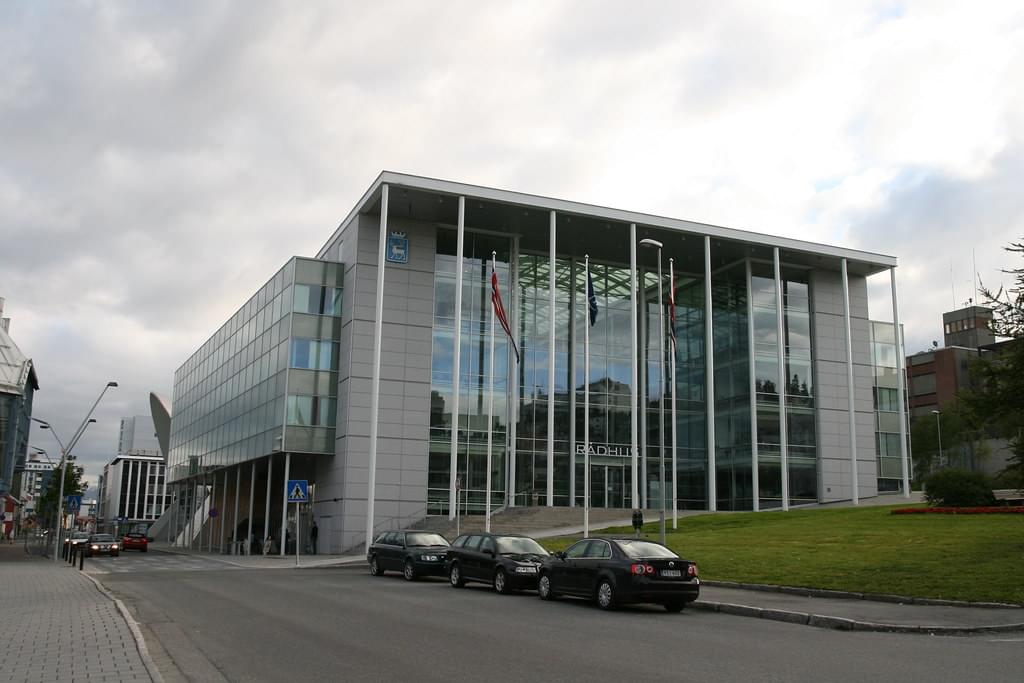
[152,542,364,568]
[695,582,1024,634]
[0,543,159,682]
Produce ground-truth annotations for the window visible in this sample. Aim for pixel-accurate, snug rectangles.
[480,537,495,554]
[287,396,336,427]
[290,339,338,371]
[463,536,482,551]
[565,540,590,559]
[294,285,343,316]
[584,540,612,559]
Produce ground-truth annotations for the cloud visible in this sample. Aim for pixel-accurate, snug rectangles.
[1,1,1022,481]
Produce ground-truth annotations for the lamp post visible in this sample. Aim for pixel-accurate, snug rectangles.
[639,238,666,545]
[32,380,117,562]
[931,409,944,466]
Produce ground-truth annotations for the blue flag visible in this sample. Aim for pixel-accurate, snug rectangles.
[587,270,598,327]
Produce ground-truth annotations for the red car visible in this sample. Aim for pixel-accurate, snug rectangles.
[121,532,149,552]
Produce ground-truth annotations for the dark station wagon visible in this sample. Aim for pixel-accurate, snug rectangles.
[538,538,699,611]
[368,531,450,581]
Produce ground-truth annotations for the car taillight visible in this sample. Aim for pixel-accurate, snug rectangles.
[688,563,698,577]
[631,563,655,575]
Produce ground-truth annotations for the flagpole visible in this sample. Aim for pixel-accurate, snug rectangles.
[670,258,678,530]
[486,252,497,533]
[584,254,591,539]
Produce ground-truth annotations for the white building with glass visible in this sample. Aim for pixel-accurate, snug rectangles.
[165,172,910,555]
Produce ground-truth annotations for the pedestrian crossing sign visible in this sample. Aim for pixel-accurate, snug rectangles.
[287,480,308,503]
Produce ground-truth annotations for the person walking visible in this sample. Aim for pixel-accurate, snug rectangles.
[310,520,318,555]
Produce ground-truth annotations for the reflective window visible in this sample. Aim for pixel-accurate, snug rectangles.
[290,339,338,371]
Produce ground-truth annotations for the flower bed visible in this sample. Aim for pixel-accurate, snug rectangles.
[891,506,1024,515]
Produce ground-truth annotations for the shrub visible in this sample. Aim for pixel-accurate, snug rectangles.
[922,469,996,507]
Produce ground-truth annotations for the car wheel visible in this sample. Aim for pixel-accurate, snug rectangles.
[369,556,384,576]
[403,559,417,582]
[449,563,465,588]
[663,601,685,613]
[538,573,557,601]
[494,568,512,594]
[596,579,617,610]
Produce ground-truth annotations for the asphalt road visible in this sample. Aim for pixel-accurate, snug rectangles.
[97,553,1024,683]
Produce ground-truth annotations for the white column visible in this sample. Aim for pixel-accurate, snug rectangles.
[774,247,790,511]
[232,466,241,552]
[486,251,497,533]
[141,463,150,519]
[746,259,759,511]
[639,269,648,509]
[705,236,717,512]
[208,473,216,552]
[841,259,859,505]
[670,257,678,529]
[160,462,168,521]
[367,183,390,540]
[280,452,290,557]
[891,267,911,497]
[583,255,591,537]
[264,454,273,548]
[448,196,465,519]
[547,210,556,506]
[247,461,255,555]
[629,223,640,509]
[219,470,227,554]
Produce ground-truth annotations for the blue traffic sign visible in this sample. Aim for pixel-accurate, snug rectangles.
[287,480,309,503]
[66,495,82,514]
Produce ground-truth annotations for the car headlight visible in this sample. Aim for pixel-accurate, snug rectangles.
[91,545,99,550]
[111,544,118,549]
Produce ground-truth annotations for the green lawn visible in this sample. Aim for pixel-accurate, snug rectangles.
[541,506,1024,604]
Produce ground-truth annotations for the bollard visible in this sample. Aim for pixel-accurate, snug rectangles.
[79,547,84,571]
[68,544,75,565]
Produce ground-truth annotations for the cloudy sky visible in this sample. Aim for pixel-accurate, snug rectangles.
[2,1,1022,490]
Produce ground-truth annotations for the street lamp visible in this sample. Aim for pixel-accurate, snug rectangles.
[931,409,944,466]
[32,380,117,562]
[639,238,666,545]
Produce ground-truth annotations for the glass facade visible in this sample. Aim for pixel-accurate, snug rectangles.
[871,321,906,491]
[424,235,824,513]
[428,230,512,514]
[168,257,343,483]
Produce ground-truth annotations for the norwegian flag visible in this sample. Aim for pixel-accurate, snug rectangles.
[669,267,677,351]
[491,269,520,364]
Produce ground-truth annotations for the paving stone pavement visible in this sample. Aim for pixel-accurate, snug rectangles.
[0,544,154,682]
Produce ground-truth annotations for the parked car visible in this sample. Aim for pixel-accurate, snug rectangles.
[446,533,550,594]
[65,531,91,550]
[537,538,698,611]
[121,532,149,552]
[85,534,120,558]
[367,531,450,580]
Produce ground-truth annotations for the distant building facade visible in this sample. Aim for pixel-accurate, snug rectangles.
[96,414,168,532]
[0,298,39,499]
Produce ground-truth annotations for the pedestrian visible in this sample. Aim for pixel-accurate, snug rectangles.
[285,527,292,554]
[310,520,318,555]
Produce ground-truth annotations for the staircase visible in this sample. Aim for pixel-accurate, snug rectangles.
[413,506,644,539]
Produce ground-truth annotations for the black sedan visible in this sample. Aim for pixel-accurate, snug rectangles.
[446,533,549,594]
[367,530,450,580]
[537,538,698,611]
[84,533,120,558]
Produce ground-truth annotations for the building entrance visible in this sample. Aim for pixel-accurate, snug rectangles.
[588,463,630,509]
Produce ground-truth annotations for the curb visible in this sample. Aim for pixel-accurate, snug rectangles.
[81,572,165,683]
[692,600,1024,635]
[702,580,1024,609]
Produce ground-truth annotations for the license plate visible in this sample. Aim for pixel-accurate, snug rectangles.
[661,569,682,578]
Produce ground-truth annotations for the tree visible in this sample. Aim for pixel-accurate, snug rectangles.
[910,399,987,481]
[35,462,88,528]
[961,240,1024,487]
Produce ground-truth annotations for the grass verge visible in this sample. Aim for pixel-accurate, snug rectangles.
[541,505,1024,604]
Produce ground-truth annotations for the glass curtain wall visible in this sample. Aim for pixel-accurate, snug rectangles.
[573,261,635,508]
[871,321,904,492]
[750,265,817,508]
[428,229,511,515]
[712,264,752,511]
[671,277,708,510]
[514,254,571,506]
